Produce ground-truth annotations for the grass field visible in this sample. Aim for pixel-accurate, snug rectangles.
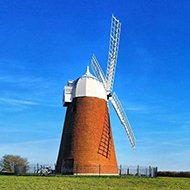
[0,175,190,190]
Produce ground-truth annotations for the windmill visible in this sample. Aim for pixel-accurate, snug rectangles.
[56,15,135,175]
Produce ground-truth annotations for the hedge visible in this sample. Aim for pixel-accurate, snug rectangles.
[157,171,190,178]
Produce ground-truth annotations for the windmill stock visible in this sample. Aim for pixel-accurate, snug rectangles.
[56,15,136,175]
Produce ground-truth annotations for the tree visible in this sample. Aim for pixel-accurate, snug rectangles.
[0,155,29,172]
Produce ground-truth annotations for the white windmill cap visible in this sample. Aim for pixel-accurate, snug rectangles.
[73,66,107,101]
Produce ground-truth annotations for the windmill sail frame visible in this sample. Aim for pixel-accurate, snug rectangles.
[110,92,135,149]
[106,15,121,94]
[91,15,136,150]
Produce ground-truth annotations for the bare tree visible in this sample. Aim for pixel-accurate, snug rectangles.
[0,155,29,172]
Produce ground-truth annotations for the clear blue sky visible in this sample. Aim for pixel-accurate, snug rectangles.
[0,0,190,171]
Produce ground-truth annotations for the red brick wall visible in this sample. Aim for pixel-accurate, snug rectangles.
[56,97,118,174]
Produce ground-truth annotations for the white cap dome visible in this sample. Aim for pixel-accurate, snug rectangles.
[73,66,107,101]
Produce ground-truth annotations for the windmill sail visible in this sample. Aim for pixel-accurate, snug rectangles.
[110,92,135,149]
[106,15,121,94]
[91,54,107,89]
[91,15,136,150]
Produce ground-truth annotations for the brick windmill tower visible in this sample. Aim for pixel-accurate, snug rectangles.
[56,15,135,175]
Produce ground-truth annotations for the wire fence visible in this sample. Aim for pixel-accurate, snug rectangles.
[17,164,157,177]
[119,165,157,177]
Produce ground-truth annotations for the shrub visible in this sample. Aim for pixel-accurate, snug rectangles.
[157,171,190,178]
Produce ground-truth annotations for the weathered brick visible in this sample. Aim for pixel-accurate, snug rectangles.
[56,97,118,174]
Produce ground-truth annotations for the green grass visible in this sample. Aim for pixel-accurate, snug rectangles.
[0,175,189,190]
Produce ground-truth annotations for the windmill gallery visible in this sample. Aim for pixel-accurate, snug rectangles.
[55,15,135,175]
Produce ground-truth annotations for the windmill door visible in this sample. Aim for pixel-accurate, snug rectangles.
[61,158,74,174]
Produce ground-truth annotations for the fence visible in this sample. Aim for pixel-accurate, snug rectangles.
[22,164,157,177]
[119,165,157,177]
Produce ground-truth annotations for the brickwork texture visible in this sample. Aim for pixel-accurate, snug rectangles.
[56,97,118,174]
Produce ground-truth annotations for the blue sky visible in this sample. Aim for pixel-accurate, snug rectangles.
[0,0,190,171]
